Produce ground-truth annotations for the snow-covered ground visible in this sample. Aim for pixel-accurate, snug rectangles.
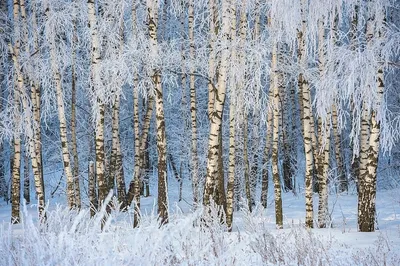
[1,179,399,265]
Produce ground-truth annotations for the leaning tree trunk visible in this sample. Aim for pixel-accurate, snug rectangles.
[203,0,231,208]
[147,0,169,225]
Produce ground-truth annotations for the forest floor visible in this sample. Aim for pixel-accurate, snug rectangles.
[0,178,399,265]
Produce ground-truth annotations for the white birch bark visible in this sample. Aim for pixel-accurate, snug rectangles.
[87,0,108,207]
[271,42,283,229]
[147,0,169,224]
[10,0,45,219]
[317,18,329,228]
[299,0,314,228]
[188,0,200,205]
[203,0,231,207]
[358,3,385,232]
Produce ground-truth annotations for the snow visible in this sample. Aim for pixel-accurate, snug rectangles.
[0,180,399,265]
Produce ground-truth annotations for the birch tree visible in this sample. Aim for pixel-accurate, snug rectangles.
[358,1,385,232]
[298,0,314,228]
[147,0,169,224]
[271,41,283,228]
[45,1,76,209]
[87,0,107,207]
[203,0,231,210]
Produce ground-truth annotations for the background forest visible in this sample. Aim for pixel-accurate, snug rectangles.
[0,0,400,264]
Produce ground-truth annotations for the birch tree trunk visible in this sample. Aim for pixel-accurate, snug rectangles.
[11,135,21,224]
[226,0,238,229]
[317,18,330,228]
[330,9,347,193]
[243,117,252,212]
[332,105,346,192]
[88,161,97,217]
[358,4,384,232]
[111,22,127,210]
[46,2,76,208]
[203,0,231,209]
[299,0,314,228]
[0,0,6,202]
[87,0,108,207]
[271,42,283,229]
[188,0,200,206]
[71,12,81,209]
[128,5,143,226]
[10,0,45,219]
[350,5,360,189]
[30,2,44,201]
[23,145,30,204]
[261,89,273,208]
[207,0,217,118]
[147,0,169,224]
[112,92,127,209]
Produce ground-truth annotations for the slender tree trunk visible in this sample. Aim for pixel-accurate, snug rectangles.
[332,105,346,192]
[112,92,127,209]
[128,5,142,226]
[188,0,200,206]
[299,0,314,228]
[47,21,76,208]
[23,145,30,204]
[71,12,81,209]
[289,83,298,194]
[0,62,7,201]
[10,0,45,220]
[127,96,154,206]
[203,0,231,209]
[316,18,330,228]
[226,0,237,229]
[350,5,360,189]
[207,0,217,118]
[88,161,97,217]
[29,2,44,203]
[271,42,283,229]
[46,3,76,209]
[358,5,384,232]
[281,86,293,192]
[318,118,330,228]
[147,0,169,225]
[243,117,252,212]
[11,135,21,224]
[261,89,273,208]
[87,0,108,208]
[11,57,21,222]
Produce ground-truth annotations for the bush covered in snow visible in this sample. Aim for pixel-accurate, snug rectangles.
[1,200,399,266]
